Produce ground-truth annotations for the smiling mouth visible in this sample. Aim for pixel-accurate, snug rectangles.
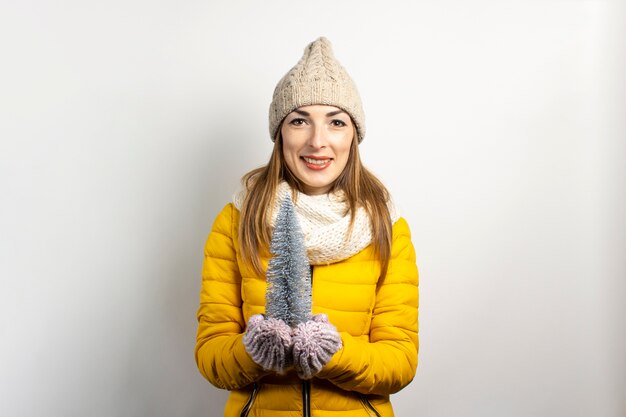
[301,156,332,170]
[302,157,331,165]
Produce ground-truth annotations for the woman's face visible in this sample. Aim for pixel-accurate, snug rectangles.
[281,105,354,195]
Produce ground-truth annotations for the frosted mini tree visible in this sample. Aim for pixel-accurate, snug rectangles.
[265,196,312,327]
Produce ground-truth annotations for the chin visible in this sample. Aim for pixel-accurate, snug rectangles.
[301,179,336,195]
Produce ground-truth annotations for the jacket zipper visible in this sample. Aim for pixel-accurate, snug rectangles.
[302,266,313,417]
[359,394,382,417]
[240,382,259,417]
[302,380,311,417]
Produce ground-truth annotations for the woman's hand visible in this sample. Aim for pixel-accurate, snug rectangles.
[291,314,342,379]
[242,314,293,373]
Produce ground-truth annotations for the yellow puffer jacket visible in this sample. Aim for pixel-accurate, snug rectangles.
[196,203,419,417]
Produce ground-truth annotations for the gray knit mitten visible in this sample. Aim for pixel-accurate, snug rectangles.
[291,314,343,379]
[243,314,292,373]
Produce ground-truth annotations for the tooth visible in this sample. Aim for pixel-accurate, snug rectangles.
[304,158,329,165]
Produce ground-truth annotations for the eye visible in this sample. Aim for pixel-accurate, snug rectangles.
[289,118,307,126]
[331,119,347,127]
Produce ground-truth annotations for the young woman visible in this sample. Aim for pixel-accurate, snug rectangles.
[195,37,419,417]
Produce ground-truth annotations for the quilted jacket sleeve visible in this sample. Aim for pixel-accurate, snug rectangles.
[316,218,419,395]
[195,203,268,390]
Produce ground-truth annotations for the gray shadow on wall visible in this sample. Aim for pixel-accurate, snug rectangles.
[150,108,265,417]
[109,98,263,416]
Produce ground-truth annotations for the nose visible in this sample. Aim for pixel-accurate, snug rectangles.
[307,124,327,149]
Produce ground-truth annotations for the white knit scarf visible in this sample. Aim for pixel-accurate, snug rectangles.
[233,182,398,265]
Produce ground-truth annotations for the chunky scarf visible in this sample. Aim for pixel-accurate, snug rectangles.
[233,182,398,265]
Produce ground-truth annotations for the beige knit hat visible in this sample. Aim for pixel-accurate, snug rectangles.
[269,37,366,143]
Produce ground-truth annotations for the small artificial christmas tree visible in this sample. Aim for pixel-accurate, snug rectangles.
[245,194,342,378]
[265,196,312,327]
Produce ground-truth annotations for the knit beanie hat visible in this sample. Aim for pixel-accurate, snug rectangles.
[269,37,366,143]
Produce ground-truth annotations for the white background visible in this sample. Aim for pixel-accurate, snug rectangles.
[1,1,624,416]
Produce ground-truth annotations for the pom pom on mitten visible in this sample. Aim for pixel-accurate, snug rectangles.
[291,314,343,379]
[243,314,293,373]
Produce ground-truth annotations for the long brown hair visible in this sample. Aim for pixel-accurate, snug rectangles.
[239,130,392,278]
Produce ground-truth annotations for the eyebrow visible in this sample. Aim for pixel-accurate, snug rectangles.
[294,109,346,117]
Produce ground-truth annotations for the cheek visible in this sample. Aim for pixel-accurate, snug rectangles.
[337,152,350,171]
[282,140,296,156]
[281,129,300,155]
[337,136,354,165]
[281,141,300,172]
